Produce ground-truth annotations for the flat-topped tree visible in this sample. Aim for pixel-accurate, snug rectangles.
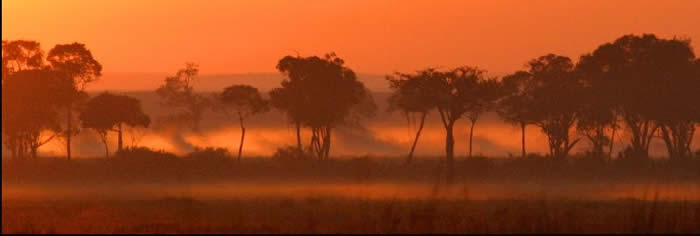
[79,92,150,158]
[497,71,536,158]
[527,54,583,159]
[386,71,434,163]
[217,85,270,161]
[272,53,373,160]
[419,66,488,166]
[461,75,502,158]
[576,55,619,159]
[580,34,699,159]
[47,42,102,160]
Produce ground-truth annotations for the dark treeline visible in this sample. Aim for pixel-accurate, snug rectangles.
[2,34,699,167]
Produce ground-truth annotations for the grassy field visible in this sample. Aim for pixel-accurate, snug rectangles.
[2,152,700,233]
[3,198,700,233]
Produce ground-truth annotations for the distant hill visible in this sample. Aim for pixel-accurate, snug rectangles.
[88,72,391,92]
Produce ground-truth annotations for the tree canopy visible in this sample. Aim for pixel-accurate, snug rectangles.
[80,92,150,157]
[2,69,76,158]
[271,53,374,159]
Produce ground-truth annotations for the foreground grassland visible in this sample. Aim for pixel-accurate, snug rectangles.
[3,155,700,233]
[3,198,700,233]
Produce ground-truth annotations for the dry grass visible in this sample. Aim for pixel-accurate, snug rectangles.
[2,153,699,233]
[3,197,700,233]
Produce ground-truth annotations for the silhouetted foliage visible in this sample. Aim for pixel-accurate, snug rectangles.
[1,40,48,158]
[386,71,433,163]
[47,42,103,160]
[579,34,699,159]
[1,69,76,159]
[156,63,210,132]
[460,76,502,158]
[272,53,374,160]
[419,67,489,165]
[79,92,151,158]
[526,54,583,158]
[576,54,620,159]
[216,85,270,161]
[1,40,44,82]
[497,71,537,158]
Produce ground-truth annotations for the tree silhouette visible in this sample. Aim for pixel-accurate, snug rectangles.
[47,42,103,160]
[2,69,75,159]
[273,53,372,160]
[577,53,620,159]
[652,45,699,160]
[417,66,488,166]
[462,77,502,158]
[581,34,699,159]
[386,71,433,163]
[156,63,210,133]
[79,92,151,158]
[2,40,47,156]
[527,54,582,158]
[217,85,270,161]
[497,71,536,158]
[269,79,305,152]
[2,40,44,81]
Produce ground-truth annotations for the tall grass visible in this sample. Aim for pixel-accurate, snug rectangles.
[2,148,699,233]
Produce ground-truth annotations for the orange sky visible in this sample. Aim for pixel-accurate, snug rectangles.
[3,0,700,76]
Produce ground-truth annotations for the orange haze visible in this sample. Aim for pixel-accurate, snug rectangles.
[3,0,700,158]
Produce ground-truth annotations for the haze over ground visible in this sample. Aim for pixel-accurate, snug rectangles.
[3,0,700,158]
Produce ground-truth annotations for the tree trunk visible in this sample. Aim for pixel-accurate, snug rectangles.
[445,121,456,183]
[103,140,109,158]
[608,125,616,160]
[310,129,321,159]
[521,122,526,158]
[117,123,123,152]
[66,106,72,160]
[468,118,476,158]
[445,121,455,165]
[323,127,332,160]
[238,116,245,162]
[30,144,38,159]
[406,112,426,164]
[296,122,302,151]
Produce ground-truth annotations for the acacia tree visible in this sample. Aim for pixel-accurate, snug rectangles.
[2,69,75,159]
[575,88,617,159]
[47,42,103,160]
[156,63,210,133]
[269,78,305,152]
[527,54,582,159]
[654,52,699,160]
[497,71,536,158]
[273,53,373,160]
[418,66,488,165]
[79,92,151,158]
[386,71,433,163]
[576,54,619,159]
[462,77,502,158]
[581,34,699,159]
[217,85,270,161]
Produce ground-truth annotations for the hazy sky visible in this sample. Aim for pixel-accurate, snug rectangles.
[3,0,700,76]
